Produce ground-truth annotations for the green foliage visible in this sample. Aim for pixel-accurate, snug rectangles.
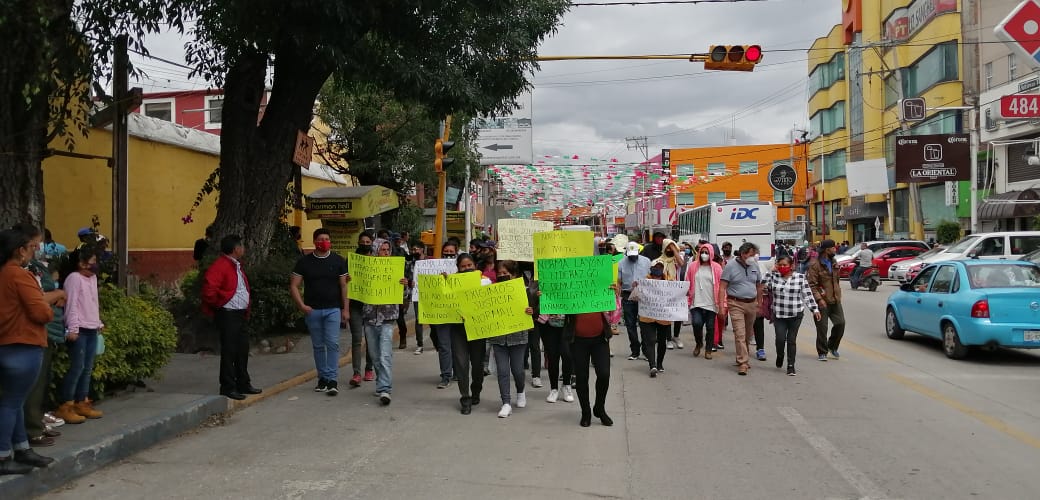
[936,221,961,245]
[390,203,425,244]
[52,285,178,398]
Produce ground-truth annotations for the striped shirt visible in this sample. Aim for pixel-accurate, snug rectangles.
[764,271,819,319]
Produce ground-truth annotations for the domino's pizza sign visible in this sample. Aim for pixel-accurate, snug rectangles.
[995,0,1040,70]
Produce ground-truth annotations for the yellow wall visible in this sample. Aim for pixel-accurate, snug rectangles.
[807,24,852,241]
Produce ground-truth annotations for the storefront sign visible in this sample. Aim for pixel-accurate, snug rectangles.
[895,134,970,183]
[883,0,958,42]
[305,186,399,220]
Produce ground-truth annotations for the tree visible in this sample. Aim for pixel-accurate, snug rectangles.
[0,0,184,228]
[175,0,568,263]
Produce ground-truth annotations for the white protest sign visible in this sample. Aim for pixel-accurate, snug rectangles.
[496,219,554,261]
[635,279,690,322]
[412,259,458,302]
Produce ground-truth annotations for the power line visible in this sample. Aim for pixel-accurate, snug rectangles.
[571,0,768,5]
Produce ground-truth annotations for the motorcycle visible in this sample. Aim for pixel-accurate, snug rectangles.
[850,265,880,292]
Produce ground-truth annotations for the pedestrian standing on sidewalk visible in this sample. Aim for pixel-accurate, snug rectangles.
[686,242,722,359]
[409,242,427,355]
[449,253,491,415]
[718,242,763,376]
[807,239,845,361]
[618,242,651,361]
[362,241,409,406]
[347,233,377,385]
[628,261,670,377]
[432,242,459,389]
[764,255,821,376]
[565,309,614,428]
[0,229,56,475]
[489,260,535,418]
[290,228,349,396]
[57,246,106,419]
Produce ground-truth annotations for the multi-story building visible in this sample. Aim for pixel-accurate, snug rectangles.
[809,0,976,243]
[132,89,272,135]
[977,0,1040,231]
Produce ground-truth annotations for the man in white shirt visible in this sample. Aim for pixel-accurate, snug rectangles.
[850,243,874,288]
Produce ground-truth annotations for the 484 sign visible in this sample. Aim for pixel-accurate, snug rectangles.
[1000,94,1040,119]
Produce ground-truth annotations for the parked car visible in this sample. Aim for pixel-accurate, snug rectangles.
[835,240,930,268]
[1023,247,1040,265]
[889,245,948,283]
[885,260,1040,359]
[839,246,927,279]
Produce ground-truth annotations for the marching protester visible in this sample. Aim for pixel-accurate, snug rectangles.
[362,240,410,406]
[448,253,490,415]
[764,255,821,376]
[290,228,349,395]
[489,260,536,418]
[719,242,763,376]
[640,231,666,261]
[565,307,614,428]
[720,241,735,263]
[432,242,459,389]
[347,232,377,386]
[58,245,106,420]
[655,239,685,350]
[530,295,574,404]
[398,242,415,352]
[807,239,845,361]
[201,235,260,401]
[629,261,670,377]
[618,242,651,361]
[686,242,722,359]
[409,242,427,355]
[0,229,56,474]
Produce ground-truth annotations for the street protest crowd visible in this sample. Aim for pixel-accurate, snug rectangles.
[0,221,846,475]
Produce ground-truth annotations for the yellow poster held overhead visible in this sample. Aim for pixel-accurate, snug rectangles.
[459,279,533,341]
[532,230,594,279]
[347,253,406,305]
[417,272,482,324]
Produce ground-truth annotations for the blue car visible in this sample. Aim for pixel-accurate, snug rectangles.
[885,260,1040,359]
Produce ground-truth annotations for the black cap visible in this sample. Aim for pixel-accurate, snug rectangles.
[820,239,836,250]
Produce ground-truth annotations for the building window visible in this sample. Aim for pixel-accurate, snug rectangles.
[1009,54,1018,81]
[676,164,695,177]
[204,96,224,129]
[707,162,726,176]
[818,149,846,180]
[773,190,791,203]
[810,101,846,137]
[985,108,997,131]
[884,42,959,108]
[739,190,758,201]
[676,193,695,206]
[985,62,993,90]
[142,101,173,122]
[708,192,726,203]
[809,51,846,96]
[739,161,758,175]
[892,188,909,234]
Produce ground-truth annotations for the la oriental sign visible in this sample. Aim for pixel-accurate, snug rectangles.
[894,133,970,183]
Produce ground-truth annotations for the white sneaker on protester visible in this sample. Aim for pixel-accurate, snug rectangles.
[498,403,512,418]
[516,392,527,408]
[546,389,559,403]
[675,339,684,349]
[531,377,543,388]
[562,385,575,402]
[414,347,423,355]
[666,341,676,350]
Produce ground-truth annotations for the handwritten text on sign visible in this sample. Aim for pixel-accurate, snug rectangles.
[635,279,690,322]
[537,255,617,314]
[417,272,481,324]
[532,230,594,279]
[411,258,458,302]
[496,219,554,261]
[347,253,405,305]
[460,279,533,341]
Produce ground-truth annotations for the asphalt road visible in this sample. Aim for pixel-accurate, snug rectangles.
[45,281,1040,500]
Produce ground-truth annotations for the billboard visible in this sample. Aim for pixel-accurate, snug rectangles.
[894,134,970,183]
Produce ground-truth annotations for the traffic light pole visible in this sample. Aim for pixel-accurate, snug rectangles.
[434,116,452,258]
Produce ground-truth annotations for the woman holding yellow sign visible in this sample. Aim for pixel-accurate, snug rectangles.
[488,260,536,418]
[447,254,491,415]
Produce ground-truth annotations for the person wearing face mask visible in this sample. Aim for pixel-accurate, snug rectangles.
[57,245,106,421]
[488,260,536,418]
[718,242,763,376]
[408,243,427,355]
[764,256,821,376]
[362,241,410,405]
[448,253,491,414]
[628,262,671,376]
[640,231,667,261]
[345,233,377,385]
[617,242,651,361]
[685,243,722,359]
[656,239,685,350]
[807,239,845,361]
[430,242,460,386]
[290,228,350,395]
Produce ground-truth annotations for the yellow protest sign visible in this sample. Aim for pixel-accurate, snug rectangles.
[347,253,405,305]
[532,230,594,279]
[417,272,482,324]
[459,279,533,341]
[496,219,554,261]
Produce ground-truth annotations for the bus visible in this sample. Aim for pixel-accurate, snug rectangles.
[678,200,776,264]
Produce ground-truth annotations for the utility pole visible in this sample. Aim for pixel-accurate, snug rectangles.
[626,136,649,237]
[112,35,129,291]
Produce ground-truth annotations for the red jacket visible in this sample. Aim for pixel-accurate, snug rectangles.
[201,255,251,317]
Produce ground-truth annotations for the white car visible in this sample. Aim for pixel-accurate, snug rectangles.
[888,245,948,283]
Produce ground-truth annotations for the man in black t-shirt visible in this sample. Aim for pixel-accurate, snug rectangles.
[290,228,349,395]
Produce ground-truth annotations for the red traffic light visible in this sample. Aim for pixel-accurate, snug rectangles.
[745,45,762,63]
[704,45,763,72]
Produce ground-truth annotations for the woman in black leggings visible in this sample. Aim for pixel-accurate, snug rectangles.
[448,254,487,415]
[565,312,613,427]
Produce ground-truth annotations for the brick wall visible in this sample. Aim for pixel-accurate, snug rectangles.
[130,250,196,284]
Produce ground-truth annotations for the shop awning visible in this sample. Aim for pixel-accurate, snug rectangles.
[305,185,400,220]
[978,189,1040,220]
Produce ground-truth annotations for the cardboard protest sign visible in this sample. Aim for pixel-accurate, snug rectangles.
[417,272,482,324]
[496,219,554,261]
[459,278,533,341]
[537,255,616,314]
[532,230,594,279]
[347,253,405,305]
[635,279,690,322]
[411,258,458,302]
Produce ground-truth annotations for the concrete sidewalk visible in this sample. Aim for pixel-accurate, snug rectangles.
[0,318,421,499]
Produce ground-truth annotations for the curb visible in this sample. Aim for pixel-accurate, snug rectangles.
[0,395,226,499]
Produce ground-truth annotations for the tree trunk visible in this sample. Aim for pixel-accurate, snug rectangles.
[211,44,334,265]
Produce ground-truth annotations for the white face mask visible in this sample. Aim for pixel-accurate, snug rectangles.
[699,253,709,262]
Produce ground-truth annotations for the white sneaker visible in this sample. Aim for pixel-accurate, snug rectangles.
[516,392,527,408]
[675,339,684,349]
[546,389,559,403]
[562,385,575,403]
[498,403,513,418]
[666,340,676,350]
[414,346,423,355]
[531,377,544,388]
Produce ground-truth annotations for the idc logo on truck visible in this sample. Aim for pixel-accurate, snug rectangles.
[730,207,759,220]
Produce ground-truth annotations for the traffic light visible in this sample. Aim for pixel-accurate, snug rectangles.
[434,138,455,172]
[703,45,763,71]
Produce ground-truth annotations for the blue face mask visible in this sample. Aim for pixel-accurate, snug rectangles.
[684,249,692,256]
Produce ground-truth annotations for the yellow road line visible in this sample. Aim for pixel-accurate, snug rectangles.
[841,340,899,362]
[887,373,1040,450]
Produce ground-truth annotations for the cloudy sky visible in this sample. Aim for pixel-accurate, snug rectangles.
[130,0,841,210]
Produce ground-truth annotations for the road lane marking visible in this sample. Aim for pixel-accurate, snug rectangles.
[886,373,1040,450]
[778,407,891,500]
[841,340,899,362]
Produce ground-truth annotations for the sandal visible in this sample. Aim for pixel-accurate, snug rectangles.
[29,435,55,447]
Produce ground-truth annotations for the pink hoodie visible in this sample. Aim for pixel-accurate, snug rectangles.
[685,243,723,310]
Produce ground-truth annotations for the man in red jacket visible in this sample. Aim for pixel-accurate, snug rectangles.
[201,235,260,400]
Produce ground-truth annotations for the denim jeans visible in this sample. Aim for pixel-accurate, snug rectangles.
[0,344,43,457]
[493,344,526,404]
[434,325,453,382]
[305,308,342,382]
[690,307,717,348]
[348,301,373,375]
[61,329,98,402]
[24,346,53,439]
[365,323,394,394]
[621,296,640,356]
